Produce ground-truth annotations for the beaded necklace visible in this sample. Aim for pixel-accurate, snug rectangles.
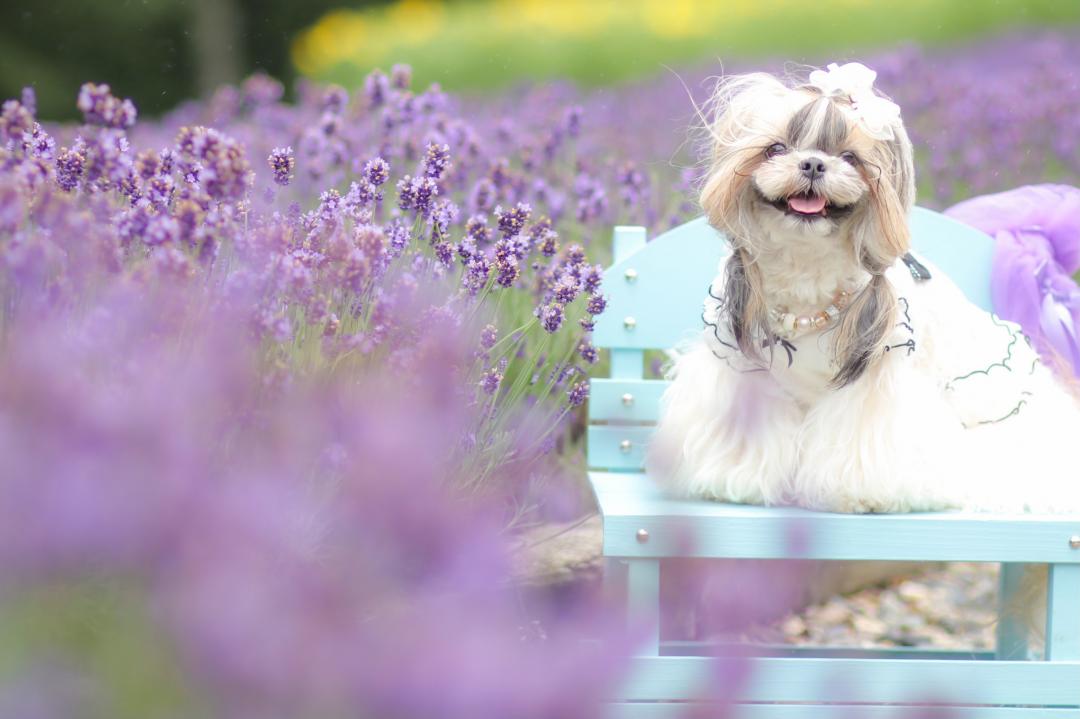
[770,286,856,339]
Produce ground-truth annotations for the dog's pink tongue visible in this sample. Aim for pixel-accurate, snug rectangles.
[789,195,827,214]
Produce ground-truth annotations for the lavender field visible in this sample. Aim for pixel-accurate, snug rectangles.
[2,29,1080,717]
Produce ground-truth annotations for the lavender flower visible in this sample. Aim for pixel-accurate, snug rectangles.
[55,145,85,192]
[390,63,413,90]
[77,82,137,128]
[364,157,391,186]
[321,85,349,114]
[578,341,599,365]
[562,106,583,138]
[363,69,390,108]
[495,255,520,288]
[495,202,531,239]
[580,263,603,295]
[567,380,589,407]
[470,178,496,214]
[422,142,452,181]
[433,241,455,268]
[479,365,503,395]
[536,302,565,333]
[176,126,251,201]
[144,213,179,246]
[538,230,559,258]
[396,175,438,217]
[268,146,295,186]
[241,72,284,107]
[20,86,36,116]
[465,215,493,245]
[550,273,580,305]
[385,219,410,258]
[462,256,491,295]
[0,99,33,144]
[429,200,459,243]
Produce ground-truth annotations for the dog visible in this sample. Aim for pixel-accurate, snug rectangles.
[647,63,1080,515]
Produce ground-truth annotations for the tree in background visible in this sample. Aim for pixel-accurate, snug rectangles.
[0,0,391,120]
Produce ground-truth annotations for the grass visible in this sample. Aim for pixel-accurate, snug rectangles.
[293,0,1080,92]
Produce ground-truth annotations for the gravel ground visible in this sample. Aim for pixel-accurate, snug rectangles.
[760,563,1001,650]
[517,520,1018,653]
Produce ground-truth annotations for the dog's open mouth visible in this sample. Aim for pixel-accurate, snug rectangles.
[787,193,828,216]
[758,189,854,220]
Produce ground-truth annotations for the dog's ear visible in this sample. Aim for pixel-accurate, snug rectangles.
[698,73,790,239]
[699,74,793,363]
[831,118,915,387]
[849,120,915,272]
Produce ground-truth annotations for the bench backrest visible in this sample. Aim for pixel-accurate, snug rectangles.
[586,207,995,472]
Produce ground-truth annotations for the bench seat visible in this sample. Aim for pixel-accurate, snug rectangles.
[592,471,1080,564]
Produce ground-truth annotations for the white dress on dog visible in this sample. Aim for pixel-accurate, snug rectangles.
[652,252,1080,514]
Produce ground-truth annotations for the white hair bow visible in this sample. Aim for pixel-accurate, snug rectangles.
[808,62,901,140]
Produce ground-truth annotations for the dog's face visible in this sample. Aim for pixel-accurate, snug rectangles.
[749,97,876,239]
[699,73,916,265]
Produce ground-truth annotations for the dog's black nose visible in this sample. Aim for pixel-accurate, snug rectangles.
[799,157,826,180]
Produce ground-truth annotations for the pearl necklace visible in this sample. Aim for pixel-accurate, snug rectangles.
[770,287,855,339]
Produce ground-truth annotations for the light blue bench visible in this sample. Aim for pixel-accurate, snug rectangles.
[588,208,1080,717]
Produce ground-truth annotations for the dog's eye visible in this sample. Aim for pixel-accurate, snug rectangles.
[765,143,788,159]
[840,151,859,166]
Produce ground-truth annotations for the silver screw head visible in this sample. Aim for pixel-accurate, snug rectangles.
[636,529,649,543]
[1070,535,1080,549]
[623,316,637,330]
[624,268,638,282]
[621,393,634,407]
[619,439,633,454]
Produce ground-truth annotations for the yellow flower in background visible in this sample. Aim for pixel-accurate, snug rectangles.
[642,0,700,39]
[386,0,445,45]
[291,0,1078,93]
[293,9,369,76]
[489,0,620,39]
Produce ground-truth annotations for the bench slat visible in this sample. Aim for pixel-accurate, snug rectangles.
[587,427,653,470]
[619,656,1080,704]
[591,472,1080,563]
[608,704,1079,719]
[588,378,669,422]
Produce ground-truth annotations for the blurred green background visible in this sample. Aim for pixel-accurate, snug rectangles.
[4,0,1080,121]
[0,0,390,120]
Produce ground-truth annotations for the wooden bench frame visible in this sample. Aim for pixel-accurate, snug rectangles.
[587,210,1080,717]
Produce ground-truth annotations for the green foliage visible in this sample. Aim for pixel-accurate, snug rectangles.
[0,578,204,717]
[300,0,1080,93]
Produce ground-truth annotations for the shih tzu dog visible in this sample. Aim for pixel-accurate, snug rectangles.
[648,63,1080,514]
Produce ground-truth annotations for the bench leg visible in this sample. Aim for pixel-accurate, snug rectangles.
[604,558,628,610]
[1046,563,1080,661]
[997,562,1030,660]
[626,558,661,656]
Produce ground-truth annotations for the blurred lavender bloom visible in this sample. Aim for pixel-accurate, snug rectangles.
[77,82,137,129]
[241,72,284,107]
[421,142,452,181]
[267,146,295,186]
[946,184,1080,374]
[364,156,391,186]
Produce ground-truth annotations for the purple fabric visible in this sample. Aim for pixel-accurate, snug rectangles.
[946,184,1080,376]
